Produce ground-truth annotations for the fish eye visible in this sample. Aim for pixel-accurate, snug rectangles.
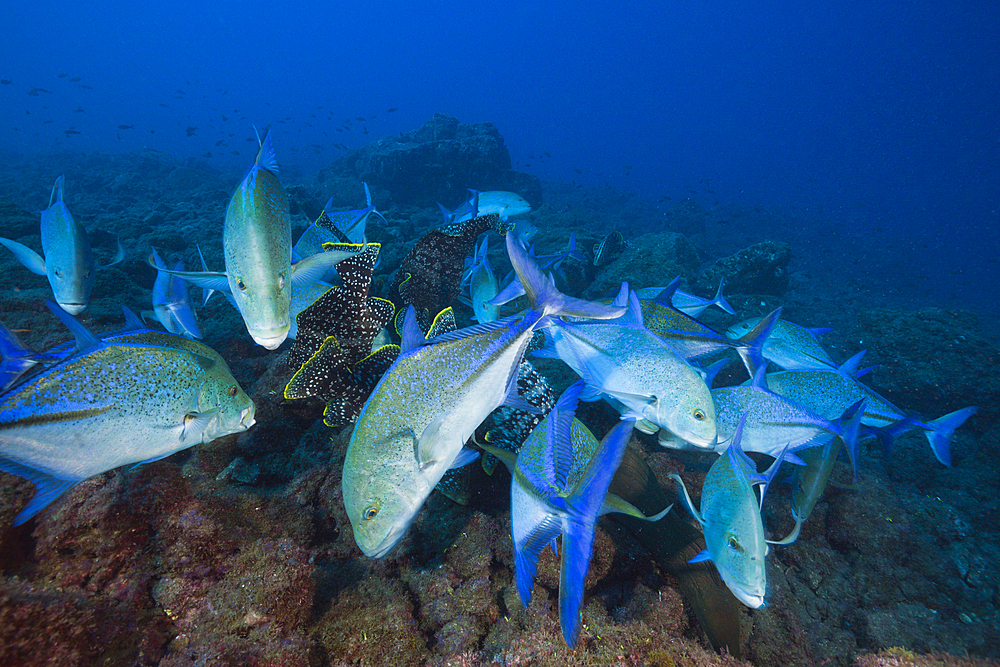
[693,408,706,421]
[236,276,247,291]
[227,384,238,397]
[54,268,63,278]
[727,535,744,553]
[362,503,379,521]
[277,272,286,291]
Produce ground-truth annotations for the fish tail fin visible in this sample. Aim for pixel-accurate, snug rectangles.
[712,277,736,315]
[560,418,636,647]
[196,245,216,307]
[507,233,625,322]
[923,406,977,466]
[0,457,77,526]
[0,321,39,390]
[837,399,866,483]
[254,127,278,173]
[770,517,804,546]
[437,202,453,225]
[735,307,782,375]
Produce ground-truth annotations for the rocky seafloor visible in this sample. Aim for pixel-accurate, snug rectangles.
[0,115,998,666]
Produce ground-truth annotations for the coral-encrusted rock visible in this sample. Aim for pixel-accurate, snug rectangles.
[701,240,792,296]
[320,113,541,208]
[583,231,701,299]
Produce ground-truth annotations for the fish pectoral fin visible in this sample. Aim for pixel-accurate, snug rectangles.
[291,246,361,287]
[415,416,451,470]
[148,258,232,293]
[100,236,125,268]
[688,549,713,564]
[0,238,47,275]
[601,492,671,522]
[449,447,480,469]
[181,409,220,442]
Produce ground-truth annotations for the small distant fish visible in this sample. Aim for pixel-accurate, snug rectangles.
[28,88,52,96]
[387,107,398,112]
[176,89,185,94]
[77,84,92,89]
[200,152,212,158]
[0,303,254,525]
[73,107,84,113]
[117,124,134,129]
[58,73,68,78]
[592,231,628,266]
[185,126,197,136]
[0,79,13,85]
[69,77,81,82]
[0,176,122,315]
[63,128,81,135]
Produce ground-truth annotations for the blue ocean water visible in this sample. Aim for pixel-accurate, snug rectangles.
[2,0,997,313]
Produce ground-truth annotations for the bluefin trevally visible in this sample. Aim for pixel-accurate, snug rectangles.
[539,289,718,450]
[709,367,863,467]
[151,130,359,349]
[342,233,626,558]
[764,357,976,466]
[478,381,669,647]
[772,404,864,546]
[460,236,500,323]
[143,248,201,338]
[438,189,532,225]
[634,277,735,318]
[0,302,255,525]
[0,175,123,315]
[638,279,779,375]
[726,316,836,371]
[670,414,787,609]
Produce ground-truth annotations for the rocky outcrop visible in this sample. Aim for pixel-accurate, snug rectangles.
[318,113,541,209]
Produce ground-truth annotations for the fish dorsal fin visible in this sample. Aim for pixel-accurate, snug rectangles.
[839,349,868,377]
[50,175,65,207]
[426,307,457,338]
[46,300,99,352]
[102,236,124,268]
[653,276,682,305]
[121,306,146,332]
[253,127,279,173]
[400,306,424,353]
[544,381,584,490]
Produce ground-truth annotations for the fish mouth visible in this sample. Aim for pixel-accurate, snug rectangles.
[730,586,766,609]
[239,405,256,429]
[362,526,406,559]
[250,331,288,350]
[58,302,88,315]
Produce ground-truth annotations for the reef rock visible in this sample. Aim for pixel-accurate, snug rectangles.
[319,113,541,209]
[701,240,792,296]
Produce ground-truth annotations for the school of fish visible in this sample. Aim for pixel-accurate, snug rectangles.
[0,132,978,651]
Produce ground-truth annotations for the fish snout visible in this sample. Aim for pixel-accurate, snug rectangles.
[58,302,88,315]
[250,330,288,350]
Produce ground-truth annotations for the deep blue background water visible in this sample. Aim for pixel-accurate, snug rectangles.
[2,0,997,313]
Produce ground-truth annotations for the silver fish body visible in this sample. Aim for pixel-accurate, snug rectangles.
[40,177,95,315]
[224,132,292,349]
[0,315,254,524]
[343,234,625,558]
